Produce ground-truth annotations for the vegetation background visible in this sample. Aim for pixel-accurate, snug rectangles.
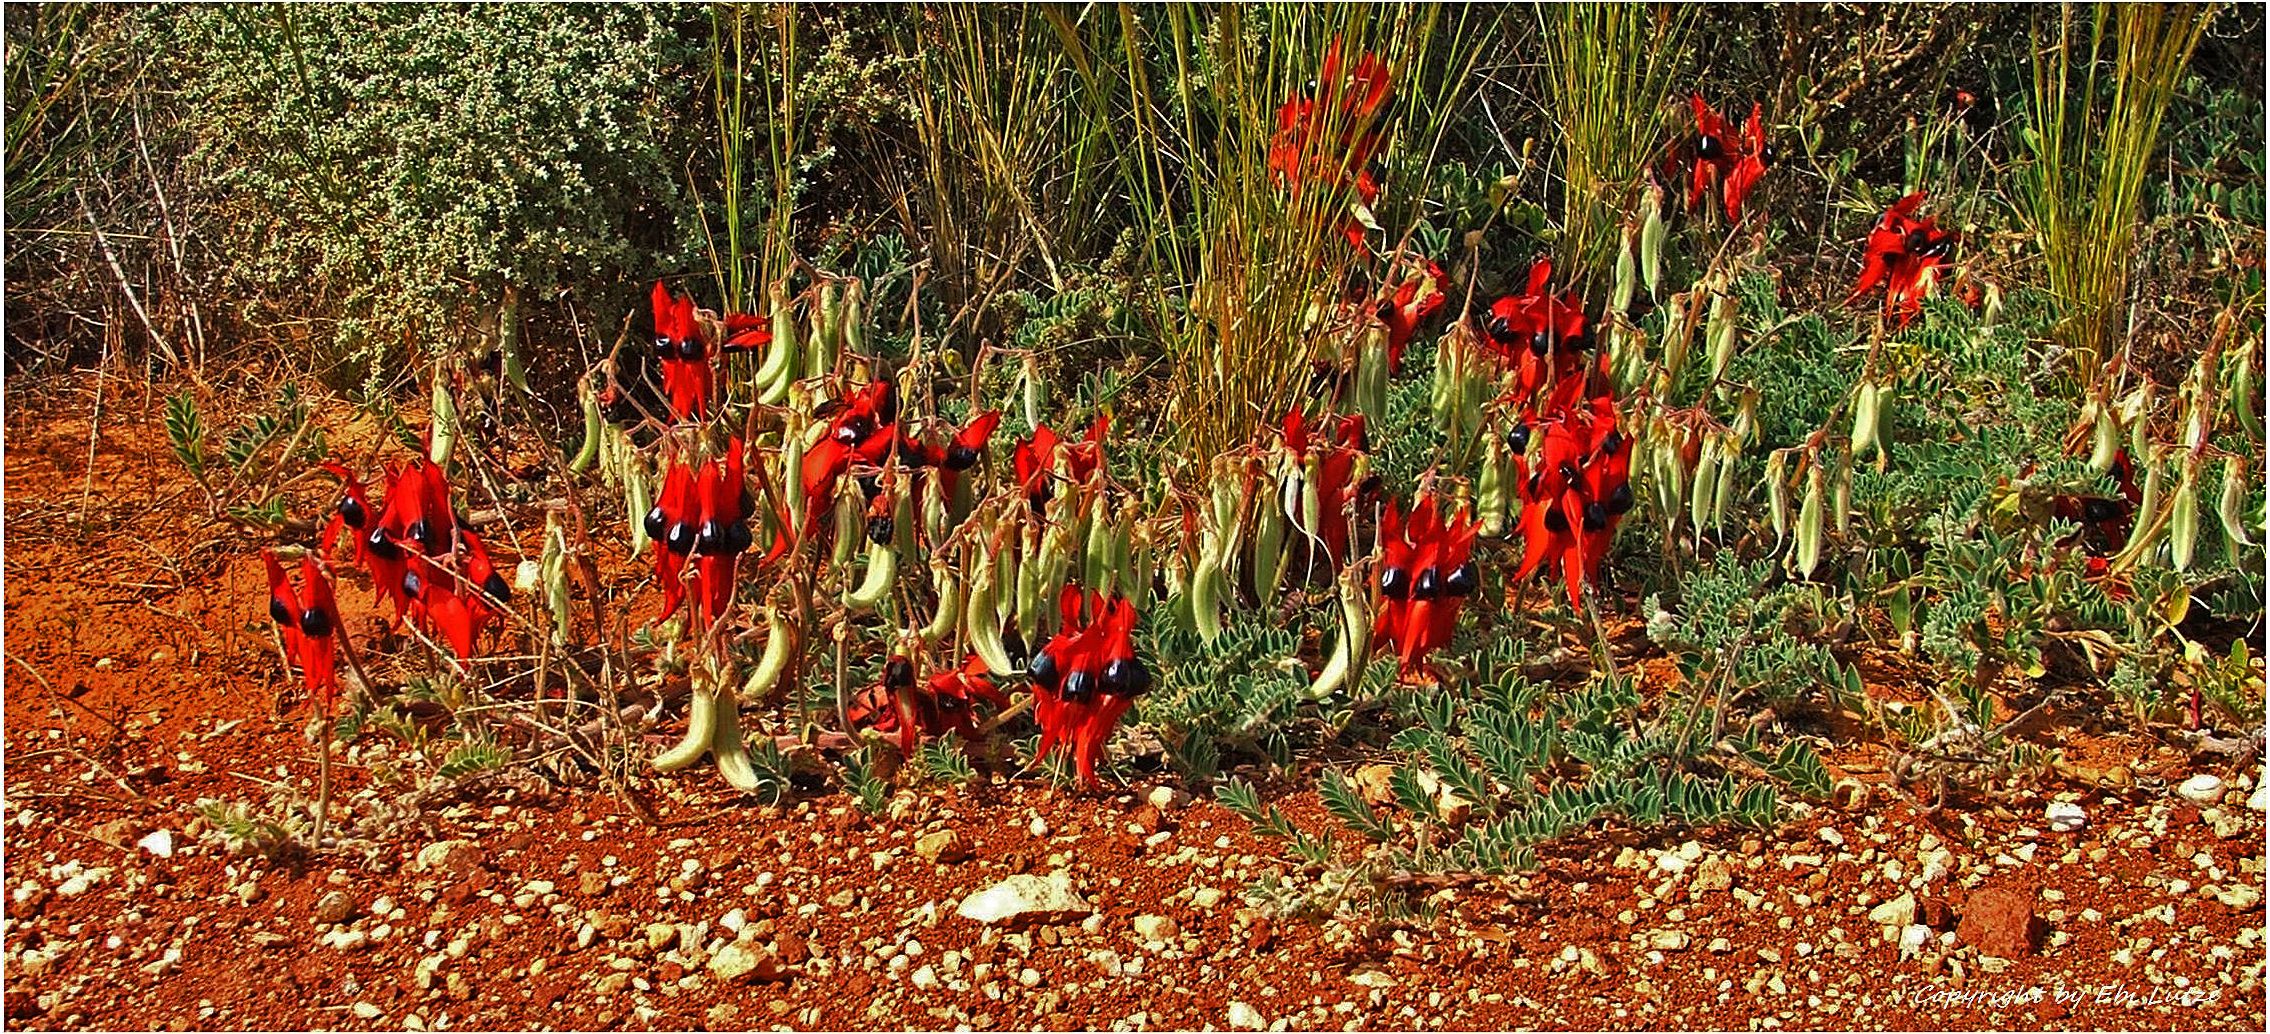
[4,3,2263,889]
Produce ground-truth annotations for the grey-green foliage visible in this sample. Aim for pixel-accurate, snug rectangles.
[1139,611,1312,771]
[1646,552,1856,712]
[1226,641,1808,893]
[157,3,708,371]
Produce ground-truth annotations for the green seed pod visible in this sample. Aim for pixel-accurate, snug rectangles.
[756,280,798,405]
[1765,451,1791,552]
[1661,294,1691,388]
[624,453,653,555]
[542,515,572,644]
[2087,401,2119,473]
[1689,434,1720,546]
[1706,291,1739,383]
[1797,462,1826,579]
[2218,453,2254,559]
[1478,432,1509,538]
[1832,456,1853,536]
[810,281,841,383]
[2170,456,2201,572]
[568,375,603,474]
[1021,354,1045,432]
[1640,183,1667,297]
[1612,226,1637,316]
[845,540,898,612]
[1849,381,1878,459]
[1253,473,1286,604]
[841,278,868,357]
[429,364,459,466]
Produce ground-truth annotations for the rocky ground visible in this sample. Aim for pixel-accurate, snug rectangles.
[5,386,2267,1032]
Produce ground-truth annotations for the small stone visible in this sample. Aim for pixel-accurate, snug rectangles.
[1017,967,1042,988]
[1868,892,1917,928]
[351,1002,381,1021]
[1647,929,1689,951]
[2045,802,2087,833]
[1131,914,1179,944]
[2177,774,2225,804]
[1435,791,1473,827]
[1028,816,1050,838]
[644,923,678,951]
[414,840,485,878]
[1227,1001,1266,1030]
[707,943,788,984]
[1955,886,2042,958]
[1192,887,1226,910]
[136,830,174,859]
[911,964,939,990]
[2248,777,2266,813]
[1899,924,1933,955]
[1351,765,1397,806]
[915,830,969,865]
[1145,785,1193,811]
[956,872,1093,927]
[1689,857,1734,896]
[312,890,355,926]
[578,870,610,897]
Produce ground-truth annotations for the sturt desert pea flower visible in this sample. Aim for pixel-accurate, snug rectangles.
[1375,258,1447,370]
[320,461,406,617]
[1480,258,1602,415]
[799,379,903,515]
[1267,38,1392,204]
[264,550,346,716]
[325,456,503,661]
[644,458,698,618]
[650,282,772,422]
[1268,38,1393,247]
[690,438,753,627]
[1847,192,1959,327]
[1278,406,1374,563]
[1509,395,1633,612]
[1013,415,1110,515]
[1370,493,1480,678]
[1028,589,1149,785]
[406,527,508,661]
[848,654,1010,757]
[1678,94,1768,221]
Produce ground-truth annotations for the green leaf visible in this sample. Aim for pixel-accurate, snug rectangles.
[1319,768,1394,842]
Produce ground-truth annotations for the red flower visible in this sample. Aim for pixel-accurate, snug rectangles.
[1375,259,1446,369]
[651,282,772,422]
[1013,415,1109,514]
[1278,406,1373,563]
[646,440,752,628]
[848,654,1010,757]
[1028,589,1148,785]
[264,550,346,716]
[321,461,404,618]
[1370,493,1480,677]
[692,438,751,627]
[1508,396,1631,611]
[320,457,501,661]
[1479,258,1602,415]
[651,281,710,421]
[1680,94,1768,221]
[800,380,902,509]
[1847,192,1959,326]
[1268,38,1393,246]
